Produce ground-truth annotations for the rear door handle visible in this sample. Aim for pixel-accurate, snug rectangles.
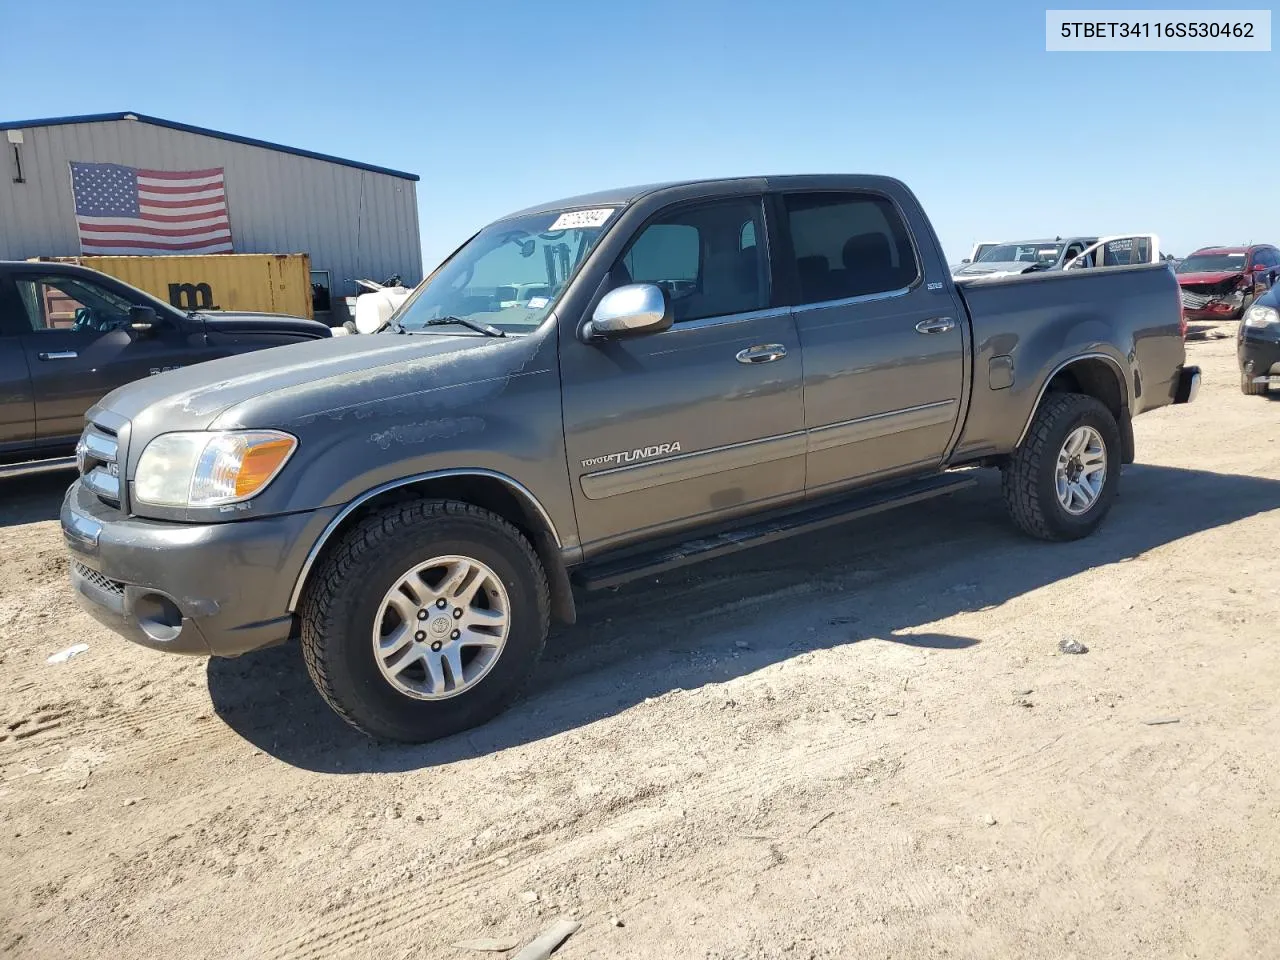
[38,351,78,360]
[915,317,955,335]
[736,343,787,364]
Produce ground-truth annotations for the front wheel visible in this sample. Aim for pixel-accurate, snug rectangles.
[300,500,550,742]
[1241,371,1269,396]
[1001,393,1121,541]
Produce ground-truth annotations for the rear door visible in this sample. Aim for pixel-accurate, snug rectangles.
[559,195,806,553]
[0,275,37,458]
[11,270,206,446]
[777,190,966,494]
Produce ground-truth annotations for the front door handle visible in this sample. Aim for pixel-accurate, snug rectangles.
[914,317,955,335]
[736,343,787,364]
[38,351,79,360]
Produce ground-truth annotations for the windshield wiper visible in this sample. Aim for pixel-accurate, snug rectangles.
[420,316,506,338]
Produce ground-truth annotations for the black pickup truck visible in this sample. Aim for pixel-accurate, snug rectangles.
[61,175,1200,743]
[0,261,330,477]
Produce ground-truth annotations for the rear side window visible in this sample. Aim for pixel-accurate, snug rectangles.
[619,197,768,323]
[782,193,918,303]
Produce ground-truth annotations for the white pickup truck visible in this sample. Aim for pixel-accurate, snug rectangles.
[954,234,1161,281]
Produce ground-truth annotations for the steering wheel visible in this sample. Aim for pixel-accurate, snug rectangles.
[71,307,98,332]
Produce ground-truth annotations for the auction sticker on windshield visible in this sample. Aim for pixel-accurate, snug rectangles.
[549,208,615,230]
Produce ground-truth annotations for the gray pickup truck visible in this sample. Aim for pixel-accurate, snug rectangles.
[61,175,1200,742]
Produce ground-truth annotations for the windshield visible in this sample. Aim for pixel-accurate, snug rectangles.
[393,207,617,334]
[1175,253,1246,274]
[977,242,1064,265]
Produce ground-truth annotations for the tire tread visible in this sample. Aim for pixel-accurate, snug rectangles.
[1001,393,1114,541]
[299,499,550,740]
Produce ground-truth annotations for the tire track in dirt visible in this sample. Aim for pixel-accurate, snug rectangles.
[257,721,914,958]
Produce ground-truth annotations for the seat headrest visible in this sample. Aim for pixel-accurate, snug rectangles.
[843,232,893,271]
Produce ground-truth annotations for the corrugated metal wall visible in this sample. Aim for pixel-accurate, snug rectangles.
[0,118,422,309]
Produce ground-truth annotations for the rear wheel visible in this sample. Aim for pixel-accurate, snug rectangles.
[1001,393,1121,541]
[300,500,550,742]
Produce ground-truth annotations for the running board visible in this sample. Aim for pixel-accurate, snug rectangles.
[574,472,977,591]
[0,456,78,480]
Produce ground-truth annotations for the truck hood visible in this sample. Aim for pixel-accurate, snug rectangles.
[196,311,331,339]
[95,331,523,433]
[1175,271,1245,286]
[952,260,1036,278]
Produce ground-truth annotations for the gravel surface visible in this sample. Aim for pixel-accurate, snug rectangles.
[2,335,1278,959]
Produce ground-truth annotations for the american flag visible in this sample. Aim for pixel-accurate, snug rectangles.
[68,161,234,255]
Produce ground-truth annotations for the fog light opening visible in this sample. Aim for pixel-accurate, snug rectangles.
[134,593,184,643]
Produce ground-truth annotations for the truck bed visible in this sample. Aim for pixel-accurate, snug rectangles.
[949,263,1184,464]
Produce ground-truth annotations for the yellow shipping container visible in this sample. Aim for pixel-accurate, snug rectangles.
[28,253,314,320]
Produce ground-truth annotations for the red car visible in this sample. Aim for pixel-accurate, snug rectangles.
[1176,244,1280,321]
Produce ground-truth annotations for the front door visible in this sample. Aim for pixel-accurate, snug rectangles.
[777,190,966,493]
[0,277,36,457]
[11,271,206,446]
[559,195,806,554]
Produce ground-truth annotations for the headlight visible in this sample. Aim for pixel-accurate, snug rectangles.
[135,431,297,507]
[1243,304,1280,330]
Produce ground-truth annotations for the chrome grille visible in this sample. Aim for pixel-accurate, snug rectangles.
[1181,291,1212,310]
[72,561,124,597]
[76,421,121,509]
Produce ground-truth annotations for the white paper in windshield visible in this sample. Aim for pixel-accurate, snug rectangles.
[549,208,615,230]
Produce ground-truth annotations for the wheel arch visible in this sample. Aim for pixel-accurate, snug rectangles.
[1017,354,1135,463]
[289,469,576,625]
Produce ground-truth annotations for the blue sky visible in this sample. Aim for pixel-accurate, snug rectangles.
[2,0,1276,266]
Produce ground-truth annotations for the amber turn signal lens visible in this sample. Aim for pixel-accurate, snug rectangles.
[234,436,297,498]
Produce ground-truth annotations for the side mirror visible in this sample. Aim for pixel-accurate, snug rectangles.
[961,258,971,264]
[585,283,672,340]
[128,305,158,335]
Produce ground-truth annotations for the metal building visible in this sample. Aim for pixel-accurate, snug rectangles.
[0,111,422,321]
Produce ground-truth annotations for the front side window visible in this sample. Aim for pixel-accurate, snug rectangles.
[1101,236,1152,266]
[14,276,134,333]
[783,193,919,302]
[620,198,768,323]
[394,207,618,335]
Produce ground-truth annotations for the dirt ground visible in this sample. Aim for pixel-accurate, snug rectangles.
[2,333,1278,960]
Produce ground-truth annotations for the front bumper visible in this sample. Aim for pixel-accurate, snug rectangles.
[1240,334,1280,388]
[62,481,339,657]
[1182,304,1245,322]
[1173,365,1201,404]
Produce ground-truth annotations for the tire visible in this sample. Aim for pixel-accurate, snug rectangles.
[1001,393,1121,542]
[1237,292,1256,320]
[300,499,550,743]
[1241,371,1268,396]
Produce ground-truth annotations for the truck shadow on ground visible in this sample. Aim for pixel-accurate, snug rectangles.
[0,473,75,528]
[206,463,1280,772]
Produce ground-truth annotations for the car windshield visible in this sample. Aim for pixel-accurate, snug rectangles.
[977,242,1063,265]
[1175,253,1246,274]
[392,207,618,334]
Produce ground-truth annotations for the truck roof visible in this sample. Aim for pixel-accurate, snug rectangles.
[499,174,911,221]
